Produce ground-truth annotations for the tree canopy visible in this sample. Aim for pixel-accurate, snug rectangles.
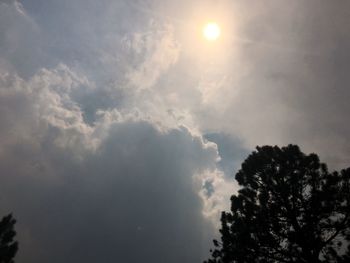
[205,145,350,263]
[0,214,18,263]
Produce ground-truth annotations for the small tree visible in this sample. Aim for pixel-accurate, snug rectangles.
[206,145,350,263]
[0,214,18,263]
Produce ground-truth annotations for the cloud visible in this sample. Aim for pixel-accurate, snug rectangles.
[0,65,227,262]
[197,169,234,225]
[2,1,350,262]
[125,22,180,91]
[188,0,350,169]
[0,123,218,263]
[0,0,48,77]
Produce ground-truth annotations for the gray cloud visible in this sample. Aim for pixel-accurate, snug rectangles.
[1,1,350,262]
[0,122,217,263]
[0,0,49,77]
[0,66,221,262]
[192,0,350,169]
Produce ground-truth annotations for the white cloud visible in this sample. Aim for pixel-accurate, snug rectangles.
[196,169,235,226]
[125,21,180,91]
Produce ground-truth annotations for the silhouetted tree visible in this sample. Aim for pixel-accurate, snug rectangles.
[205,145,350,263]
[0,214,18,263]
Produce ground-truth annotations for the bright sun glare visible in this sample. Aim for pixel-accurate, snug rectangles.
[203,22,221,41]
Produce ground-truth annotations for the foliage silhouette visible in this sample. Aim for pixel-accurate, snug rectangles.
[0,214,18,263]
[205,145,350,263]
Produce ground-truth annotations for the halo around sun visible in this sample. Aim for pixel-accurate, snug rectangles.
[203,22,221,41]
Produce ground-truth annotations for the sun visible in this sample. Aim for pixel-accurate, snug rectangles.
[203,22,221,41]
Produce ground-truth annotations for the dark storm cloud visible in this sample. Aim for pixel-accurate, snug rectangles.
[0,121,217,263]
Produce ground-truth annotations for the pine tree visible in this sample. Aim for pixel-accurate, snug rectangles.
[0,214,18,263]
[206,145,350,263]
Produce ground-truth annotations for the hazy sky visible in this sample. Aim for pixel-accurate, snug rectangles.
[1,0,350,262]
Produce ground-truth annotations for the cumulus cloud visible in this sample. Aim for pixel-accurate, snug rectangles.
[197,169,234,225]
[2,0,350,262]
[0,65,228,262]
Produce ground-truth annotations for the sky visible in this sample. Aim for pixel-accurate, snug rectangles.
[1,0,350,262]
